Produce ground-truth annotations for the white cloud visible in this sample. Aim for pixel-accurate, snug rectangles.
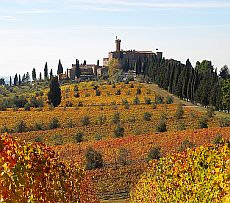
[16,9,64,14]
[0,15,17,21]
[65,0,230,9]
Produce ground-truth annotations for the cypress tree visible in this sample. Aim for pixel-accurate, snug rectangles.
[26,72,30,82]
[22,74,26,83]
[44,62,48,80]
[48,76,62,107]
[32,68,36,81]
[14,74,18,86]
[39,72,42,81]
[19,74,21,86]
[57,59,63,75]
[50,69,53,79]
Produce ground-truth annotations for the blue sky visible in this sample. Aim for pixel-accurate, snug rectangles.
[0,0,230,76]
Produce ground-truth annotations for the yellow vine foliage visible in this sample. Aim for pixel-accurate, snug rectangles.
[130,143,230,203]
[0,134,94,203]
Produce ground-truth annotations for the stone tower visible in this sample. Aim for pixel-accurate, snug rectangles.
[115,36,121,52]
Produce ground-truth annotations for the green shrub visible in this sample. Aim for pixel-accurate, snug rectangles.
[0,100,7,111]
[166,96,174,104]
[113,125,125,138]
[143,112,152,121]
[144,97,152,104]
[15,120,27,133]
[85,147,103,170]
[155,95,164,104]
[81,116,90,126]
[178,139,195,152]
[198,116,208,129]
[1,125,10,133]
[133,96,140,105]
[49,117,60,129]
[30,97,44,108]
[112,112,120,124]
[156,119,167,132]
[122,99,130,109]
[34,136,43,143]
[94,133,103,141]
[122,99,128,105]
[96,115,106,126]
[136,87,141,95]
[74,132,84,143]
[160,112,168,120]
[34,122,44,131]
[24,103,31,111]
[146,147,161,161]
[13,96,28,108]
[219,117,230,127]
[174,103,184,119]
[96,89,101,96]
[177,121,186,131]
[206,106,215,118]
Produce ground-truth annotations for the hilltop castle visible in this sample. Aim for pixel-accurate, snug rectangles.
[59,37,163,81]
[103,37,163,70]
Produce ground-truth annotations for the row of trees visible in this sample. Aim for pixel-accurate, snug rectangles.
[121,54,229,113]
[7,60,65,86]
[7,58,94,86]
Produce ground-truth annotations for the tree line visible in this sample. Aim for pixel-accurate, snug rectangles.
[123,55,230,113]
[0,60,65,87]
